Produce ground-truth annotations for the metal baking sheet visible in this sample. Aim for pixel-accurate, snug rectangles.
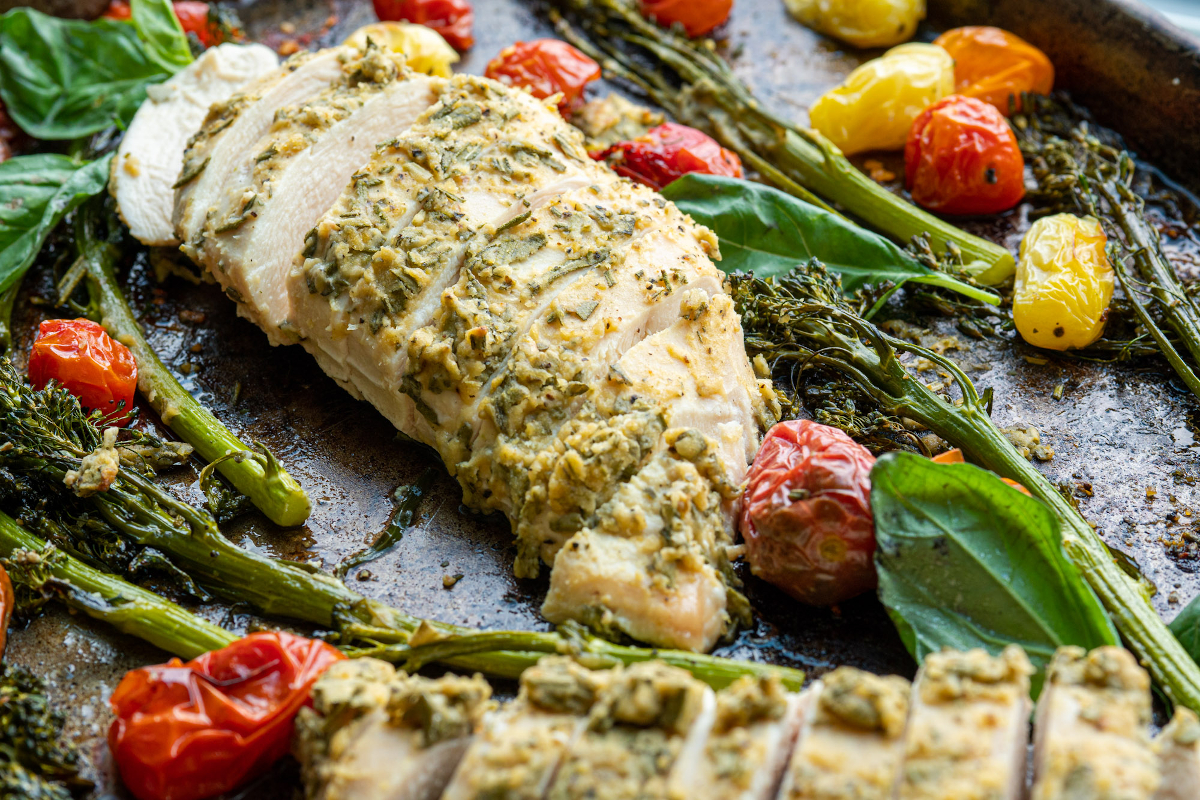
[7,0,1200,796]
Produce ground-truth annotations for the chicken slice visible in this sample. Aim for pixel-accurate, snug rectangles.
[442,657,614,800]
[287,73,603,444]
[293,658,493,800]
[778,667,910,800]
[898,646,1032,800]
[178,45,442,339]
[668,675,808,800]
[1032,646,1160,799]
[1153,708,1200,800]
[547,661,716,800]
[111,43,279,246]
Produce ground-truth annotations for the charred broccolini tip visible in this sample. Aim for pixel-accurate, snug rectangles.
[0,361,804,691]
[1013,94,1200,402]
[733,259,1200,712]
[547,0,1014,284]
[0,660,92,800]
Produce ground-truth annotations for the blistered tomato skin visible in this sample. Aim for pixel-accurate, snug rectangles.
[28,319,138,425]
[904,95,1025,216]
[484,39,601,113]
[598,122,743,191]
[373,0,474,51]
[1014,213,1114,351]
[640,0,733,38]
[740,420,877,606]
[934,26,1054,115]
[784,0,925,49]
[809,43,954,155]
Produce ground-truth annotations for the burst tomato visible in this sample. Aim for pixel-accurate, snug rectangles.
[740,420,877,606]
[904,94,1025,216]
[28,319,138,425]
[103,1,218,46]
[640,0,732,37]
[373,0,474,50]
[597,122,743,191]
[934,26,1053,115]
[485,39,601,113]
[109,632,345,800]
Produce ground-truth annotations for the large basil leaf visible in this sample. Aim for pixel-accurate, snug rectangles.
[0,154,113,292]
[131,0,193,72]
[662,174,999,306]
[872,451,1118,688]
[0,8,170,139]
[1170,594,1200,666]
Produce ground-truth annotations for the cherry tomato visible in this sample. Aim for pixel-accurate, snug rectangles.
[931,449,1031,495]
[904,95,1025,216]
[597,122,743,191]
[740,419,877,606]
[0,565,12,659]
[103,1,219,46]
[373,0,474,51]
[109,632,345,800]
[640,0,732,38]
[28,319,138,426]
[485,39,601,114]
[934,26,1053,115]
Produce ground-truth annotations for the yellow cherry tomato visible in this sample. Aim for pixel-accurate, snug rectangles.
[784,0,926,49]
[1014,214,1114,351]
[808,43,954,155]
[344,21,459,77]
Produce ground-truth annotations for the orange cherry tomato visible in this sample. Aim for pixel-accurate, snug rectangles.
[109,632,345,800]
[597,122,743,191]
[0,565,12,659]
[904,95,1025,216]
[640,0,732,37]
[934,26,1054,115]
[740,420,877,606]
[373,0,475,50]
[485,39,601,114]
[28,319,138,426]
[103,1,219,46]
[931,449,1031,495]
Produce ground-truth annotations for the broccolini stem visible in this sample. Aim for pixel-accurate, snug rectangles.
[549,0,1015,284]
[0,510,235,658]
[80,239,312,527]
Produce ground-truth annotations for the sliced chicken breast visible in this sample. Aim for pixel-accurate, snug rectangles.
[293,658,493,800]
[898,646,1032,800]
[668,675,808,800]
[442,657,614,800]
[778,667,911,800]
[1153,708,1200,800]
[111,43,279,246]
[1032,646,1160,799]
[547,662,716,800]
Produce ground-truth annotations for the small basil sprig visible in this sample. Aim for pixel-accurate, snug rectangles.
[662,174,1000,310]
[130,0,193,72]
[0,154,113,293]
[1170,594,1200,666]
[871,451,1118,690]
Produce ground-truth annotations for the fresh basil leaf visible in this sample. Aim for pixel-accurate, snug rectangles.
[0,8,170,140]
[662,174,999,306]
[1170,593,1200,665]
[871,451,1118,689]
[0,153,113,293]
[131,0,193,72]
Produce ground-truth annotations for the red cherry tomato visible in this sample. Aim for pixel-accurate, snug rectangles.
[109,632,345,800]
[904,94,1026,216]
[28,319,138,426]
[103,1,218,46]
[0,565,12,659]
[640,0,732,37]
[485,39,601,114]
[740,420,877,606]
[597,122,743,191]
[373,0,475,51]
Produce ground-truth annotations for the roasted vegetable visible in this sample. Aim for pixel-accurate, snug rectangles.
[640,0,731,37]
[740,419,877,606]
[484,38,600,112]
[1013,213,1114,351]
[109,632,345,800]
[905,95,1025,220]
[809,43,954,156]
[0,665,91,799]
[599,122,743,190]
[373,0,474,50]
[344,21,460,76]
[934,26,1053,115]
[28,318,138,426]
[784,0,925,49]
